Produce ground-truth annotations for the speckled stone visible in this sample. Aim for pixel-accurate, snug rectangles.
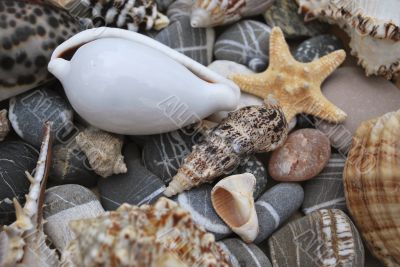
[302,153,347,214]
[98,142,166,211]
[218,238,272,267]
[166,0,192,22]
[316,67,400,154]
[268,209,365,267]
[0,141,38,225]
[50,136,98,187]
[214,20,271,72]
[43,184,105,250]
[0,0,80,101]
[174,183,232,240]
[142,126,203,184]
[254,183,304,243]
[9,84,74,148]
[155,16,215,65]
[268,129,331,182]
[294,34,344,63]
[263,0,328,39]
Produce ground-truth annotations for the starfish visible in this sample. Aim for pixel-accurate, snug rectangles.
[231,27,347,123]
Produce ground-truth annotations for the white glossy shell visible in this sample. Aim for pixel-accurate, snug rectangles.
[48,27,240,135]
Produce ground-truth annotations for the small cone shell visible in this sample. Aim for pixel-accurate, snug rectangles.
[75,127,127,178]
[344,109,400,267]
[211,173,258,243]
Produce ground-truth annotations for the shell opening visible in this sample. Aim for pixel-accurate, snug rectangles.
[213,188,249,227]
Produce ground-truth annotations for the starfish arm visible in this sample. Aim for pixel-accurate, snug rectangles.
[269,27,295,67]
[303,90,347,123]
[310,50,346,82]
[230,72,271,99]
[281,104,299,124]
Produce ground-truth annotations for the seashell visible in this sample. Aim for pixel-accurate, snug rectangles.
[48,0,170,32]
[0,109,10,141]
[0,122,61,267]
[344,109,400,267]
[211,173,259,243]
[164,98,288,197]
[48,27,240,135]
[61,197,230,267]
[75,127,127,178]
[0,0,80,101]
[296,0,400,79]
[190,0,274,28]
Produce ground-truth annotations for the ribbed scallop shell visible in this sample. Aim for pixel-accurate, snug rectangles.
[296,0,400,79]
[164,100,288,197]
[344,109,400,267]
[75,127,127,178]
[190,0,274,28]
[61,197,230,267]
[0,109,10,141]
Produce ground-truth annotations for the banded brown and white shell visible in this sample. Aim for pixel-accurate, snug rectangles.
[296,0,400,79]
[0,122,60,267]
[344,109,400,267]
[61,197,230,267]
[164,98,288,197]
[75,127,127,178]
[49,0,170,32]
[190,0,274,28]
[0,109,10,141]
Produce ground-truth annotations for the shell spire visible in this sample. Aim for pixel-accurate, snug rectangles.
[0,121,60,267]
[164,103,288,197]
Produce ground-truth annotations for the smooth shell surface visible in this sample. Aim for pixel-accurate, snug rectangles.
[344,110,400,267]
[48,27,240,135]
[269,129,331,181]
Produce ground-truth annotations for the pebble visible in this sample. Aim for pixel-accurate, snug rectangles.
[156,0,175,12]
[254,183,304,243]
[155,16,215,65]
[166,0,192,22]
[174,183,232,240]
[98,142,166,211]
[316,67,400,154]
[214,20,271,72]
[218,238,272,267]
[50,136,99,187]
[268,129,331,182]
[268,209,365,267]
[0,141,38,225]
[142,126,203,184]
[9,84,74,148]
[302,153,347,214]
[263,0,328,39]
[294,34,344,63]
[43,184,105,251]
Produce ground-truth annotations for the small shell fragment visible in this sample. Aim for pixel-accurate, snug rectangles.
[0,110,10,141]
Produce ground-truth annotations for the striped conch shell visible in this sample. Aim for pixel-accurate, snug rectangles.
[296,0,400,79]
[164,97,288,197]
[344,109,400,267]
[60,197,230,267]
[191,0,274,28]
[0,122,60,267]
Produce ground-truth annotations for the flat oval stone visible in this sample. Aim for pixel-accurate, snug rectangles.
[302,153,347,214]
[255,183,304,243]
[263,0,328,39]
[9,83,74,148]
[43,184,105,251]
[316,67,400,154]
[294,34,344,63]
[268,209,365,267]
[155,16,215,65]
[98,142,166,210]
[214,20,271,72]
[268,129,331,182]
[0,141,38,225]
[218,238,272,267]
